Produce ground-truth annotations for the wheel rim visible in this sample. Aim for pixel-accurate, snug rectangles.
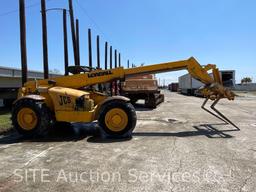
[17,108,38,130]
[105,108,128,132]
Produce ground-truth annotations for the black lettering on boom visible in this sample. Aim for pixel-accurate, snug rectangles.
[87,70,113,78]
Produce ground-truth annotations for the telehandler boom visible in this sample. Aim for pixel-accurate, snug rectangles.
[12,57,237,138]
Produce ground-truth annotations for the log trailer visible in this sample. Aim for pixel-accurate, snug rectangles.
[12,57,237,138]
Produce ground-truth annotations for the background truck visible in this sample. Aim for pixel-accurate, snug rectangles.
[178,70,235,96]
[168,82,179,92]
[121,74,164,108]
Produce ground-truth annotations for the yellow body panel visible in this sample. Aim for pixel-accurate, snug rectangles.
[48,87,90,111]
[89,91,108,105]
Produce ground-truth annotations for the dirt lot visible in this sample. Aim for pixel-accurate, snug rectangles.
[0,91,255,192]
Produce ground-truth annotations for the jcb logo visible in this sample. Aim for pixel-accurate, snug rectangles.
[59,95,71,106]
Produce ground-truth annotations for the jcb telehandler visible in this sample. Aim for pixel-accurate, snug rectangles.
[12,57,236,138]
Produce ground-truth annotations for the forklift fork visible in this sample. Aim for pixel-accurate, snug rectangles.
[201,98,240,130]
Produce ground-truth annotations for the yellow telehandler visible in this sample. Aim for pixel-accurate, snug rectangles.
[12,57,236,138]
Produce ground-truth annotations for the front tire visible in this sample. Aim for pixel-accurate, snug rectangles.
[98,100,137,138]
[12,99,53,137]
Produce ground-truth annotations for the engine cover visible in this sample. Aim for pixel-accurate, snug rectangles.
[48,87,93,111]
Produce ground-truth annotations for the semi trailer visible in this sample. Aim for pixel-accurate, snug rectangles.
[178,70,235,96]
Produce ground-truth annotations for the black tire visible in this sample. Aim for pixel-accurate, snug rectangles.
[98,100,137,138]
[12,99,53,137]
[49,121,74,137]
[54,121,73,129]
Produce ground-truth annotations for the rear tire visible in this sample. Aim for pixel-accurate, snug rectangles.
[98,100,137,138]
[12,99,53,138]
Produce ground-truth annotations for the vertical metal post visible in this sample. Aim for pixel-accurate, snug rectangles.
[96,35,102,91]
[104,42,108,70]
[118,53,121,67]
[63,9,69,76]
[127,60,130,68]
[114,49,117,68]
[103,41,108,92]
[68,0,78,66]
[110,46,112,69]
[110,46,113,96]
[97,35,100,69]
[41,0,49,79]
[76,19,80,66]
[19,0,28,85]
[118,53,121,92]
[88,28,92,69]
[114,49,118,95]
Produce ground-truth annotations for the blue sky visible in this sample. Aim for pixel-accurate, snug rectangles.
[0,0,255,84]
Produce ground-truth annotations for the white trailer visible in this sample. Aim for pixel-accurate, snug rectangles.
[178,70,235,95]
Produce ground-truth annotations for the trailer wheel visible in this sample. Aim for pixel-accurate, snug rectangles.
[98,100,137,138]
[145,94,157,108]
[12,99,53,137]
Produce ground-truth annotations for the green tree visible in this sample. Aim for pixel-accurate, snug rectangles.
[241,77,252,84]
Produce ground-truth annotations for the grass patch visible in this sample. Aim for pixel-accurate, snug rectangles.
[0,108,12,135]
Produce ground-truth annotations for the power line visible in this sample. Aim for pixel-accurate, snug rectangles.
[0,0,52,17]
[74,0,132,67]
[74,0,107,40]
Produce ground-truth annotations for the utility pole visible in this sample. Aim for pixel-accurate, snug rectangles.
[88,28,92,69]
[96,35,102,91]
[118,53,121,92]
[63,9,69,75]
[68,0,78,66]
[118,53,121,67]
[104,42,108,70]
[41,0,49,78]
[97,35,100,69]
[19,0,28,85]
[114,49,118,95]
[110,46,113,96]
[76,19,80,66]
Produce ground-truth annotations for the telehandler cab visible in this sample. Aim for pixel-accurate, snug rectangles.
[12,57,237,138]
